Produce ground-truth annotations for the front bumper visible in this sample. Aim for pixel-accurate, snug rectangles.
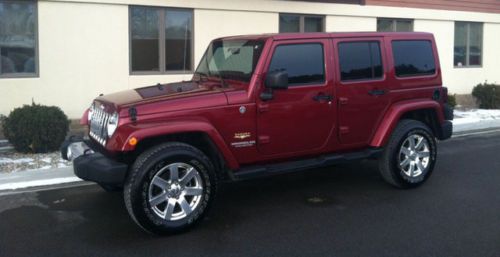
[61,139,128,186]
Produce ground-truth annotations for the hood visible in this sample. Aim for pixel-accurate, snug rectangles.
[95,81,228,108]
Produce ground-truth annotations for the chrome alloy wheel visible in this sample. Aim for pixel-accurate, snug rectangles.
[398,134,431,178]
[148,163,204,221]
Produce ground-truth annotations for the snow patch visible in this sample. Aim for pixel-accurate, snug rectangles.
[453,109,500,133]
[40,157,52,163]
[0,158,35,164]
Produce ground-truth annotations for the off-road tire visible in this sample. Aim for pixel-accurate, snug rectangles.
[378,119,437,188]
[124,142,217,235]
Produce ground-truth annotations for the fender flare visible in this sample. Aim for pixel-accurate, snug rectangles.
[370,100,444,147]
[119,121,239,170]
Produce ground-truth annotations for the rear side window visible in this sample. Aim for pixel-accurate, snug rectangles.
[392,40,436,77]
[338,42,383,81]
[268,43,325,86]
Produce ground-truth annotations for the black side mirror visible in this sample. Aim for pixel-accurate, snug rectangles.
[265,70,288,90]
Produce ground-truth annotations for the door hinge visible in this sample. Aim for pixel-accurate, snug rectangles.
[340,126,349,134]
[339,97,348,105]
[258,135,270,144]
[258,103,269,113]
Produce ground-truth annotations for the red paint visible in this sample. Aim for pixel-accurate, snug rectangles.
[80,109,89,126]
[85,32,449,171]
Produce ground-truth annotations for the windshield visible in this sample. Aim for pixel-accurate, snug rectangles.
[194,39,265,82]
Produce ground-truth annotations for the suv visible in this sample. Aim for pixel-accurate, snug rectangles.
[62,32,453,234]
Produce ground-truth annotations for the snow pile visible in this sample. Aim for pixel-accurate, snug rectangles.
[453,109,500,133]
[0,158,35,164]
[0,152,71,173]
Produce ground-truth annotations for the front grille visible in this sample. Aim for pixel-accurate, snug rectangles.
[89,104,110,146]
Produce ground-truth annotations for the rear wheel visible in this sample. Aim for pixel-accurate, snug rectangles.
[124,142,217,235]
[378,119,437,188]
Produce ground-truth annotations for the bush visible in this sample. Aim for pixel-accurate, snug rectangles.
[447,94,457,108]
[472,82,500,109]
[3,103,69,153]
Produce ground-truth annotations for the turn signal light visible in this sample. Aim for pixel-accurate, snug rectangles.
[128,137,138,146]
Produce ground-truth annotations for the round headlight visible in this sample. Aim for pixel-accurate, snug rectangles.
[107,112,119,137]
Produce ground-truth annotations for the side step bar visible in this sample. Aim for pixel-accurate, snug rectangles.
[233,148,383,180]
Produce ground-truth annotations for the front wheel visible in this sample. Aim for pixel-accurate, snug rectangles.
[378,120,437,188]
[124,142,217,235]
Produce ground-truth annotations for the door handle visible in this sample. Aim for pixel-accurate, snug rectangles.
[368,89,386,96]
[313,94,333,102]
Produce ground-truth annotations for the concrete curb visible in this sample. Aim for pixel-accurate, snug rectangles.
[1,125,500,192]
[0,167,84,191]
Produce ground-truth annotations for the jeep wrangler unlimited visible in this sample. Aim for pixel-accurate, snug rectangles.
[62,32,453,234]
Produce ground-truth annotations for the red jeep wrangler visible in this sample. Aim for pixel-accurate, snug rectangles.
[62,32,453,234]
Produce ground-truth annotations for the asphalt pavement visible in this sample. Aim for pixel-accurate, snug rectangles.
[1,131,499,257]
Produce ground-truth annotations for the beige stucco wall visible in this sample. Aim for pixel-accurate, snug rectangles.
[326,16,376,32]
[2,0,500,118]
[1,1,130,118]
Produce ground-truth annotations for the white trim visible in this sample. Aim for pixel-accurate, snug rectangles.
[40,0,500,23]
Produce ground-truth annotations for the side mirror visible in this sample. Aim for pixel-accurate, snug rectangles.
[265,70,288,90]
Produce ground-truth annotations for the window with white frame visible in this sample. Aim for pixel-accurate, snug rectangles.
[454,21,483,67]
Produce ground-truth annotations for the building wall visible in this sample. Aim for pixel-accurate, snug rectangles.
[1,1,130,118]
[326,16,376,31]
[2,0,500,118]
[366,0,500,14]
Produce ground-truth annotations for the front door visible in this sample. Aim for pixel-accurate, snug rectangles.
[257,39,336,156]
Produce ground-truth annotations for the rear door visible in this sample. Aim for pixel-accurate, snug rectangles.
[257,39,336,156]
[333,37,390,146]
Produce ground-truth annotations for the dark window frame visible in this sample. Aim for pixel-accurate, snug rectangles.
[391,40,437,79]
[129,6,194,75]
[454,21,483,68]
[279,13,325,33]
[377,18,414,32]
[337,41,385,83]
[267,42,326,87]
[0,0,39,78]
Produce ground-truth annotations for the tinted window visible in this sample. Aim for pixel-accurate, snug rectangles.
[304,17,323,32]
[392,40,436,77]
[165,9,193,71]
[0,1,37,76]
[131,7,159,71]
[268,44,325,86]
[279,15,300,33]
[130,6,193,73]
[338,42,383,81]
[279,14,324,33]
[377,18,413,32]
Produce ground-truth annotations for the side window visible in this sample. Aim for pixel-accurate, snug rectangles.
[338,41,383,81]
[0,1,38,77]
[392,40,436,77]
[268,43,325,86]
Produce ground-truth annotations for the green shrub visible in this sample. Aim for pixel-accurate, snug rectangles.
[447,94,457,108]
[472,82,500,109]
[3,103,69,153]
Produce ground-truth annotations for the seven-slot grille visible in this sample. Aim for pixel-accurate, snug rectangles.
[89,104,110,146]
